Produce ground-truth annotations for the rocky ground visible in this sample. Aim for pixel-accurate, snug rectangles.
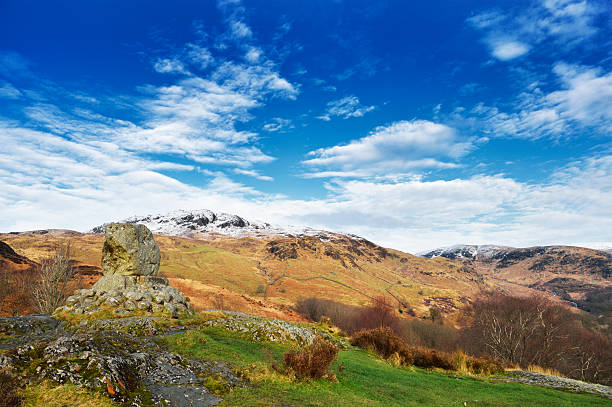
[0,311,348,406]
[0,315,233,406]
[499,370,612,399]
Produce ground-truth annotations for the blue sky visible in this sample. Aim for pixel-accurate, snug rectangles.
[0,0,611,252]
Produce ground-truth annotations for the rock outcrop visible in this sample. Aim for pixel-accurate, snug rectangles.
[101,223,160,277]
[56,277,193,317]
[0,315,234,406]
[56,223,192,317]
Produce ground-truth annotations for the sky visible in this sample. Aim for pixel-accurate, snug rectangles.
[0,0,611,253]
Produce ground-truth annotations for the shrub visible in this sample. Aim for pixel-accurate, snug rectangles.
[453,349,504,375]
[405,347,454,370]
[351,327,404,358]
[351,328,504,375]
[0,371,23,407]
[282,337,338,380]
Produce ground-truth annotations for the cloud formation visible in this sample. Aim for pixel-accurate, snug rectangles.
[318,95,376,121]
[303,120,472,177]
[469,62,612,139]
[468,0,604,61]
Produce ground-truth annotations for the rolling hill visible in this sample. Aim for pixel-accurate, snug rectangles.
[1,210,610,322]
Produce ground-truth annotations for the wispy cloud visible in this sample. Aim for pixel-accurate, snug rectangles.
[0,80,21,99]
[317,95,376,121]
[467,62,612,139]
[303,120,472,178]
[233,168,274,181]
[262,117,293,132]
[467,0,606,61]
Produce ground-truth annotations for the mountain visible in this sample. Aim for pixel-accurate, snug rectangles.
[420,244,611,321]
[3,212,610,323]
[419,245,513,260]
[90,209,331,239]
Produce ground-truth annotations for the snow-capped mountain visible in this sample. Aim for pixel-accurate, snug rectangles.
[418,244,513,260]
[90,209,331,239]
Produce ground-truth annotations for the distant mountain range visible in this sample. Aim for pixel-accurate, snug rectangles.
[420,244,611,323]
[2,210,610,323]
[90,209,333,239]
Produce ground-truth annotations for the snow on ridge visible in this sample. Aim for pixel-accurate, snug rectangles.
[418,244,513,260]
[89,208,334,239]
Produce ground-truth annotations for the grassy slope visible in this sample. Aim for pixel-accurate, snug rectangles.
[157,327,609,407]
[2,231,589,321]
[0,231,490,318]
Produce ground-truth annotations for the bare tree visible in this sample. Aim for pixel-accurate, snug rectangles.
[32,243,74,314]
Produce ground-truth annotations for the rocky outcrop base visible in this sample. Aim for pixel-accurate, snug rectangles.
[55,276,194,317]
[1,316,237,407]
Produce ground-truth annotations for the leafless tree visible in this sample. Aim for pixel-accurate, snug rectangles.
[31,243,74,314]
[462,292,612,385]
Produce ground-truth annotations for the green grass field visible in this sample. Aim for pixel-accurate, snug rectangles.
[157,327,611,407]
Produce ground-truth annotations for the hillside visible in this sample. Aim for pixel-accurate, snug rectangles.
[0,313,609,406]
[2,211,609,321]
[420,244,612,319]
[0,229,486,318]
[1,230,598,322]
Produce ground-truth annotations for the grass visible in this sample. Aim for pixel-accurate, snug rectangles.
[159,327,609,407]
[20,381,119,407]
[528,364,566,378]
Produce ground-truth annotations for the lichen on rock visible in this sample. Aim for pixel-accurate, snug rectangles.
[101,223,160,277]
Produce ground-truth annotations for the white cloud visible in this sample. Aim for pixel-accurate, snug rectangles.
[233,168,274,181]
[245,47,262,63]
[490,40,530,60]
[153,58,188,74]
[318,96,375,121]
[229,20,252,39]
[185,44,213,70]
[470,63,612,138]
[0,80,22,99]
[1,119,610,253]
[468,0,605,60]
[262,117,293,132]
[303,120,472,177]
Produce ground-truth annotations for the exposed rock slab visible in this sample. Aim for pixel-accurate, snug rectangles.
[500,370,612,399]
[0,315,238,406]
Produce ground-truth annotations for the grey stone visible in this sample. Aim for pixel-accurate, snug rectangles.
[125,291,144,301]
[92,274,137,291]
[101,223,160,276]
[164,303,177,316]
[152,303,165,313]
[65,296,79,307]
[104,296,122,307]
[137,300,151,311]
[123,300,137,311]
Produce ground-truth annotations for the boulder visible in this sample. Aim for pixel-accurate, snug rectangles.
[101,223,160,276]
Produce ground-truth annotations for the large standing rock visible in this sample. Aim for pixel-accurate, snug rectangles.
[56,223,193,317]
[101,223,160,276]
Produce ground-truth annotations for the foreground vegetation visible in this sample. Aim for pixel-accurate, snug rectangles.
[156,326,609,407]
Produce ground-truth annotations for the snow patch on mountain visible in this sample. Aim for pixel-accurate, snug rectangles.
[89,209,334,239]
[418,244,513,260]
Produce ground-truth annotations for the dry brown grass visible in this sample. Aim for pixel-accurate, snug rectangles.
[0,371,23,407]
[351,327,504,375]
[527,364,565,378]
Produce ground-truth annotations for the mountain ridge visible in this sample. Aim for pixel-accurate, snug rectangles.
[89,208,338,240]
